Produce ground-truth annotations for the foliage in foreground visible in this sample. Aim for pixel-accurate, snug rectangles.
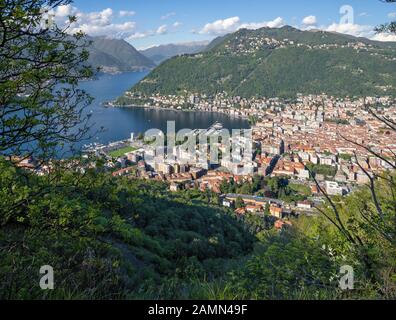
[0,158,395,299]
[0,159,254,299]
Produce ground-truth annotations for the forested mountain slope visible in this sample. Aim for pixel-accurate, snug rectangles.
[129,26,396,98]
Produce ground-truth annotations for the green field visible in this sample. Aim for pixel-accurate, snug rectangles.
[108,146,137,158]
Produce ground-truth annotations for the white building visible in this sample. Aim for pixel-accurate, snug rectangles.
[325,181,345,196]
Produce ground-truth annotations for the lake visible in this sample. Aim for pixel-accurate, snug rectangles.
[77,71,250,149]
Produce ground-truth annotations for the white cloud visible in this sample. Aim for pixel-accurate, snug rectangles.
[316,22,396,42]
[124,23,179,42]
[389,12,396,19]
[372,33,396,42]
[126,32,152,41]
[198,14,396,43]
[238,21,268,30]
[50,6,138,38]
[161,12,176,20]
[199,16,284,35]
[302,15,317,26]
[199,16,241,35]
[324,22,374,38]
[54,4,77,17]
[50,4,396,44]
[119,10,135,17]
[240,17,285,30]
[156,24,168,35]
[125,24,172,42]
[265,17,285,29]
[71,21,136,37]
[78,8,113,27]
[50,5,181,43]
[126,22,179,41]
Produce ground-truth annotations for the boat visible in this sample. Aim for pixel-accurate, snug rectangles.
[212,122,224,130]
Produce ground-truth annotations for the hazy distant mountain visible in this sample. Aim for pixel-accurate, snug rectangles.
[87,36,155,73]
[140,41,209,65]
[128,26,396,98]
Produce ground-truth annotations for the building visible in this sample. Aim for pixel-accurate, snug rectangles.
[262,139,284,155]
[190,167,206,179]
[274,220,292,230]
[356,172,370,185]
[117,157,127,168]
[235,208,247,216]
[127,152,141,163]
[325,181,345,196]
[297,200,313,210]
[318,154,336,166]
[298,169,310,180]
[221,157,257,176]
[156,162,172,175]
[169,183,181,192]
[222,199,234,208]
[335,171,347,183]
[255,155,276,176]
[225,194,283,208]
[246,205,263,213]
[269,205,283,218]
[112,167,135,177]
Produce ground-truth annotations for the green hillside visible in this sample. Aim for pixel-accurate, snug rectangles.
[0,159,254,299]
[127,26,396,98]
[2,157,394,299]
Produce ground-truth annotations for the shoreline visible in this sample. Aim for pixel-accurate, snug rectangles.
[111,103,251,121]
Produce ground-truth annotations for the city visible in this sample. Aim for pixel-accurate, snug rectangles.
[80,92,395,230]
[1,0,395,306]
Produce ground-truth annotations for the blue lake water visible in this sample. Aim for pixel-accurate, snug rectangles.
[77,71,250,149]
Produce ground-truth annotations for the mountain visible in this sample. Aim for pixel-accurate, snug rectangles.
[204,35,228,51]
[126,26,396,98]
[140,41,209,65]
[87,36,156,73]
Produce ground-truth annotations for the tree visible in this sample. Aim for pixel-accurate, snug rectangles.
[235,197,245,209]
[137,132,144,140]
[252,175,263,193]
[304,1,396,282]
[265,176,289,197]
[238,183,253,195]
[0,0,99,241]
[311,0,396,279]
[0,0,94,163]
[375,1,396,33]
[264,203,270,216]
[220,178,236,194]
[301,1,396,292]
[308,97,396,289]
[222,231,341,299]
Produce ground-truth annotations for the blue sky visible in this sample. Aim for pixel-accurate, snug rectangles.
[57,0,396,49]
